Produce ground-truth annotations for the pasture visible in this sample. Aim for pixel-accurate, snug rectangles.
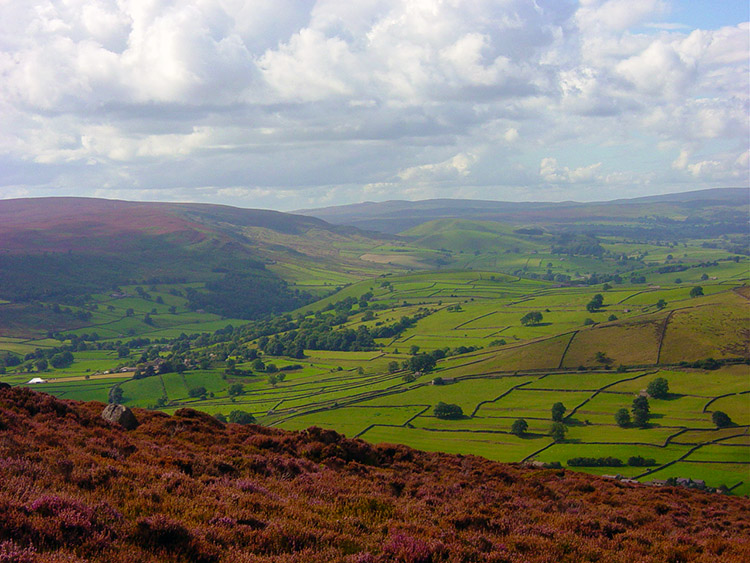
[2,262,748,493]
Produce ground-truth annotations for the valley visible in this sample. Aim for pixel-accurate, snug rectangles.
[0,191,748,495]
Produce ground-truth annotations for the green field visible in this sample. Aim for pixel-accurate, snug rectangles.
[1,242,748,494]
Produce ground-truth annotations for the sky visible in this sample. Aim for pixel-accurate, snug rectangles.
[0,0,747,211]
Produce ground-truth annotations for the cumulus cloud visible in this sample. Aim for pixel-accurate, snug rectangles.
[540,157,602,184]
[0,0,746,208]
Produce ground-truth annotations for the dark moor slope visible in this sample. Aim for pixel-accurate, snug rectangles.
[0,388,748,562]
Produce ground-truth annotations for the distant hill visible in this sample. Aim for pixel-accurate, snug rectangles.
[0,386,747,562]
[297,188,750,235]
[0,198,390,319]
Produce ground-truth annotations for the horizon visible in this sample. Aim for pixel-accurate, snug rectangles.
[0,1,748,211]
[0,186,746,214]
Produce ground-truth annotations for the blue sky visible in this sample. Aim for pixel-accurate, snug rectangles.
[0,0,747,210]
[671,0,749,29]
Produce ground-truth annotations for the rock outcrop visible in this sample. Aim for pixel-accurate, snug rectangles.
[101,403,139,430]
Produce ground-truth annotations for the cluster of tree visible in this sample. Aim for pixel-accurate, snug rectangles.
[256,311,427,356]
[434,402,463,419]
[186,269,312,320]
[627,455,657,467]
[550,234,605,257]
[566,456,657,468]
[678,357,736,370]
[214,410,256,424]
[567,457,624,467]
[3,347,75,372]
[188,386,208,399]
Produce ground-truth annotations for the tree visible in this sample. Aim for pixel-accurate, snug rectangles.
[228,410,256,425]
[689,286,704,298]
[511,418,528,436]
[228,383,244,397]
[586,294,604,313]
[656,299,667,309]
[388,361,400,373]
[117,346,130,358]
[551,402,566,422]
[34,359,48,372]
[549,422,567,442]
[267,374,278,387]
[214,413,227,423]
[712,411,733,428]
[434,402,463,419]
[409,345,421,355]
[632,395,650,427]
[614,408,631,427]
[520,311,543,326]
[646,377,669,399]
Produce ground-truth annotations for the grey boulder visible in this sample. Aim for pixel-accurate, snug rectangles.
[102,404,139,430]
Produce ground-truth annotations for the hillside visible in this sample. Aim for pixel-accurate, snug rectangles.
[0,386,748,563]
[0,198,395,325]
[296,188,749,235]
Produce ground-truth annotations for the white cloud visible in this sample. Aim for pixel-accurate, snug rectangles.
[540,158,603,184]
[0,0,745,209]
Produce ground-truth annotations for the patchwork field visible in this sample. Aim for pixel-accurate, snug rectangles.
[2,260,748,494]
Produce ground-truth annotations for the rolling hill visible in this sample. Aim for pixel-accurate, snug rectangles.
[297,188,750,236]
[0,198,395,322]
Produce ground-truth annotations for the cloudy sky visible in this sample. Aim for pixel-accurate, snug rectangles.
[0,0,747,210]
